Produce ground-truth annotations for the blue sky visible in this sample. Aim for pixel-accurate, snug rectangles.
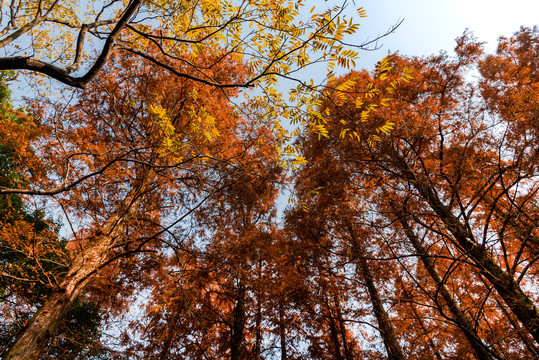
[351,0,539,68]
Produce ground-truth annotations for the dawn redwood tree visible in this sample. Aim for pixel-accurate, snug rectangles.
[310,27,537,355]
[381,30,539,346]
[289,196,406,359]
[347,226,405,360]
[1,45,276,359]
[392,276,444,360]
[0,79,108,359]
[390,204,501,360]
[288,27,538,358]
[285,150,405,359]
[477,26,539,261]
[120,125,284,359]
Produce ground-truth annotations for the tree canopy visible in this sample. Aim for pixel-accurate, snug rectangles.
[1,0,538,358]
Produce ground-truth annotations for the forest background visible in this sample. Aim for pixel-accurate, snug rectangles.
[0,0,538,359]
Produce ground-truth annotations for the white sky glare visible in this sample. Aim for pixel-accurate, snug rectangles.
[354,0,539,67]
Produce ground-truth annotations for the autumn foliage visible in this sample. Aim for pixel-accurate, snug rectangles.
[1,22,539,360]
[287,27,539,359]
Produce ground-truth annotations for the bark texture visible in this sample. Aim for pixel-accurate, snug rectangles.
[348,227,406,360]
[398,214,496,360]
[231,282,246,360]
[4,179,149,360]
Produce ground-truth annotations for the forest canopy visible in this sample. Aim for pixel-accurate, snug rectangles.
[0,0,538,359]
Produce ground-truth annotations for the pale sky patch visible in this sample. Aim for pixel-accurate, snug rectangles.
[354,0,539,66]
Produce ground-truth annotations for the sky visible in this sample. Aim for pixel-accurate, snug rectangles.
[349,0,539,68]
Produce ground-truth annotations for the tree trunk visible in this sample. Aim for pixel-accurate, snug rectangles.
[3,289,73,360]
[397,159,539,344]
[397,213,497,360]
[4,179,149,360]
[231,281,246,360]
[348,226,406,360]
[254,258,263,360]
[255,288,262,360]
[325,298,344,360]
[495,297,539,357]
[279,302,287,360]
[335,303,353,360]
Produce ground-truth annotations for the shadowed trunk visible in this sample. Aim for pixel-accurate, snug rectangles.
[348,226,406,360]
[335,302,353,360]
[397,158,539,344]
[279,302,287,360]
[397,212,497,360]
[325,298,344,360]
[254,287,262,360]
[231,281,246,360]
[495,297,539,357]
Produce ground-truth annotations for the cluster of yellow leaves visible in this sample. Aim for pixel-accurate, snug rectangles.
[328,57,414,146]
[277,144,307,170]
[147,94,222,162]
[148,103,180,159]
[1,1,97,64]
[188,106,220,144]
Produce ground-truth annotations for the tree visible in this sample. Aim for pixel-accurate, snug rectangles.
[1,43,279,358]
[0,0,346,86]
[285,145,407,359]
[288,27,539,358]
[0,78,108,359]
[0,0,393,118]
[0,1,407,164]
[119,116,284,359]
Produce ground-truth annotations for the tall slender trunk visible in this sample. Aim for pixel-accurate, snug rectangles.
[254,258,264,360]
[397,213,497,360]
[254,278,262,360]
[348,226,406,360]
[397,159,539,344]
[325,298,344,360]
[279,302,287,360]
[4,178,150,360]
[231,281,246,360]
[495,297,539,357]
[335,302,353,360]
